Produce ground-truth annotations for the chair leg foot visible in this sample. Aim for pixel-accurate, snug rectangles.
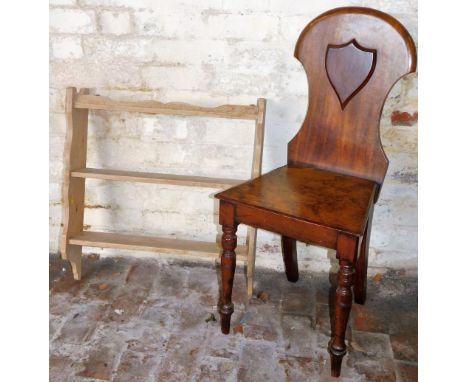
[220,305,233,334]
[329,346,346,377]
[354,293,366,305]
[246,226,257,298]
[218,224,237,335]
[287,275,299,283]
[247,276,254,298]
[281,236,299,282]
[66,245,82,280]
[70,259,82,280]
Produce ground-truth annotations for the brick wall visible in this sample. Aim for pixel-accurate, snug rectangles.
[50,1,418,273]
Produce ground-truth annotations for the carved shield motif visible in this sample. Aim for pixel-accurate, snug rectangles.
[325,39,376,109]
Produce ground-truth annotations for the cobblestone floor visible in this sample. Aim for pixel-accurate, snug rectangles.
[50,254,417,381]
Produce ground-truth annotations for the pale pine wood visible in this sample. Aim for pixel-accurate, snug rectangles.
[71,168,245,189]
[251,98,267,179]
[69,231,248,261]
[60,87,89,280]
[246,98,267,297]
[67,245,82,280]
[61,87,266,288]
[74,94,259,120]
[246,226,258,296]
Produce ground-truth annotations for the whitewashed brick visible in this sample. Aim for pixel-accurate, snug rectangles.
[381,125,418,154]
[81,0,222,12]
[49,183,62,204]
[49,202,63,221]
[392,13,418,43]
[92,89,160,102]
[151,40,227,66]
[49,159,64,183]
[49,1,418,271]
[50,60,142,89]
[267,0,350,15]
[350,0,418,15]
[386,152,418,184]
[134,11,279,41]
[382,75,418,121]
[50,134,66,160]
[371,225,418,265]
[82,37,154,62]
[159,89,228,106]
[405,75,418,104]
[51,36,83,59]
[205,14,279,41]
[134,11,202,38]
[49,112,67,136]
[224,41,292,71]
[86,135,252,179]
[49,89,66,113]
[222,0,349,16]
[194,119,254,146]
[99,10,132,35]
[210,69,279,97]
[279,14,315,42]
[50,0,76,5]
[49,224,61,251]
[141,66,210,91]
[375,183,418,227]
[50,9,96,34]
[220,0,272,13]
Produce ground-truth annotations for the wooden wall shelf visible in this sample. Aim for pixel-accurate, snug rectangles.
[71,168,244,188]
[60,87,266,297]
[69,231,248,261]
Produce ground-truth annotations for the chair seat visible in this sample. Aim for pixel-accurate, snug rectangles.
[216,166,377,236]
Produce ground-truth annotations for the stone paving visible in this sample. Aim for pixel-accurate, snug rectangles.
[49,254,417,381]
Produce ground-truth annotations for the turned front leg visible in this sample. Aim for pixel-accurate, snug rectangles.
[329,234,359,377]
[330,260,355,376]
[219,224,238,334]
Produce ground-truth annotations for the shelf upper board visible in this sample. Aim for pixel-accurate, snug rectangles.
[71,168,245,189]
[69,231,248,260]
[74,94,259,120]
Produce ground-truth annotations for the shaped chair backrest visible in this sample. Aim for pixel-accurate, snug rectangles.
[288,7,417,189]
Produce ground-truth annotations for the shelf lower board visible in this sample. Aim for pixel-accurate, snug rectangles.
[69,231,248,261]
[71,168,245,189]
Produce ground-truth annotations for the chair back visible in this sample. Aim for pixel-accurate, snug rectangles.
[288,7,417,187]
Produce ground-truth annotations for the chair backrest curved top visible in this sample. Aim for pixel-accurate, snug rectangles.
[288,7,417,187]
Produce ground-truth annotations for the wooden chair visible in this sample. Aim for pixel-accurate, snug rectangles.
[215,7,416,377]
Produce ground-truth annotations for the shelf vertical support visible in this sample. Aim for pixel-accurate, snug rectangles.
[60,87,89,280]
[246,98,267,297]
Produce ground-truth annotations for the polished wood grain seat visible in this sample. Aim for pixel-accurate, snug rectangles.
[217,165,376,236]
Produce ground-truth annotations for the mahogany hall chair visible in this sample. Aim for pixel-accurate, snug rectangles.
[215,7,416,377]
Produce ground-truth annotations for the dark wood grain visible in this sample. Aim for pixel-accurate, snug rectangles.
[326,39,376,109]
[281,236,299,282]
[289,7,417,190]
[218,201,237,334]
[217,166,376,236]
[329,234,360,376]
[215,6,417,378]
[236,203,338,249]
[354,203,374,304]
